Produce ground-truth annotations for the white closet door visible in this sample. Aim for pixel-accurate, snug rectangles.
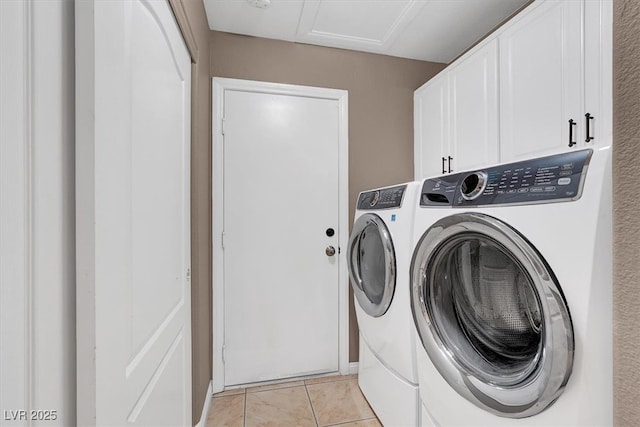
[75,1,192,425]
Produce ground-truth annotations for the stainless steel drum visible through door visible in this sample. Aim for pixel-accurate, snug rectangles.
[410,212,574,418]
[348,213,396,317]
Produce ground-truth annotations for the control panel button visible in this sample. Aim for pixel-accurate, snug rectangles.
[558,177,571,186]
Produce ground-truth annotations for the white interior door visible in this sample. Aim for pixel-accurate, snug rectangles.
[75,1,192,425]
[217,82,348,386]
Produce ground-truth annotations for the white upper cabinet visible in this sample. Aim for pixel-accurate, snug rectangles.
[414,0,611,176]
[499,0,582,161]
[583,0,613,148]
[414,75,448,179]
[449,39,499,174]
[414,39,499,180]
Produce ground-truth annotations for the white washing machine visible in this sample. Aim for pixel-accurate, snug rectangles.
[410,147,612,426]
[347,181,421,427]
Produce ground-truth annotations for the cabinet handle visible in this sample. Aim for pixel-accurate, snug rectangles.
[442,157,446,174]
[585,113,594,142]
[568,119,576,147]
[448,156,453,173]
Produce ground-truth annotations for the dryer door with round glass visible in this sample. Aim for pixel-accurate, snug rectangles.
[411,212,574,418]
[348,213,396,318]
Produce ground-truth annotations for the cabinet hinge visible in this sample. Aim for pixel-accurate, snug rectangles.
[186,268,191,282]
[221,117,226,136]
[221,231,225,250]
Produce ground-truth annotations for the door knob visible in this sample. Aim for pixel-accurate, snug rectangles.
[325,246,336,257]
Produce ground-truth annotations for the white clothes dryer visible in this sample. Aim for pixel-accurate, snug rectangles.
[410,147,612,426]
[347,181,421,427]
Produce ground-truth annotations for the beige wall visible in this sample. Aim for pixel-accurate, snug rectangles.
[168,0,212,423]
[613,0,640,425]
[209,31,445,362]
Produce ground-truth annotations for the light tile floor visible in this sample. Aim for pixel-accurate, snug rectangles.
[206,374,381,427]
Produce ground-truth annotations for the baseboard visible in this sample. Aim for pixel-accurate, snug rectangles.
[194,380,213,427]
[349,362,359,375]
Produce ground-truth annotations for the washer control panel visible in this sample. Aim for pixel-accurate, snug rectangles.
[357,184,406,210]
[420,149,593,207]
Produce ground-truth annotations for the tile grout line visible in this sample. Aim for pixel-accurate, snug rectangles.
[247,383,307,394]
[304,375,355,386]
[325,416,379,427]
[304,383,320,427]
[242,388,247,427]
[211,392,245,399]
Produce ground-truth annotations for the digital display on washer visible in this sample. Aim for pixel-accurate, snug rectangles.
[357,185,406,210]
[419,149,593,207]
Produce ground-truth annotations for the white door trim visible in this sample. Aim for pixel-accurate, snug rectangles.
[211,77,349,392]
[1,1,75,423]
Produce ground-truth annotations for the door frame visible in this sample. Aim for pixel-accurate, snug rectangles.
[211,77,349,392]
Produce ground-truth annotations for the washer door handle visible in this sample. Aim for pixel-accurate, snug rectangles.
[325,246,336,257]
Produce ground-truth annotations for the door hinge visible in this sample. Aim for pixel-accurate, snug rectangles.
[221,231,225,250]
[221,345,226,363]
[221,117,226,136]
[186,268,191,282]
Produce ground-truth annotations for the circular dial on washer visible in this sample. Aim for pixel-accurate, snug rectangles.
[460,172,488,200]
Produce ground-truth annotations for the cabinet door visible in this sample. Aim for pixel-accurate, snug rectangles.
[584,0,612,147]
[449,39,499,174]
[499,0,583,162]
[414,77,448,179]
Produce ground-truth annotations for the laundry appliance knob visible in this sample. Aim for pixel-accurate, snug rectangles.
[460,171,488,201]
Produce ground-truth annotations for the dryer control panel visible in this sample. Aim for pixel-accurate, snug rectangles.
[357,184,406,210]
[420,149,593,207]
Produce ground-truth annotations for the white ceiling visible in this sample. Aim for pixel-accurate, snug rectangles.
[203,0,530,64]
